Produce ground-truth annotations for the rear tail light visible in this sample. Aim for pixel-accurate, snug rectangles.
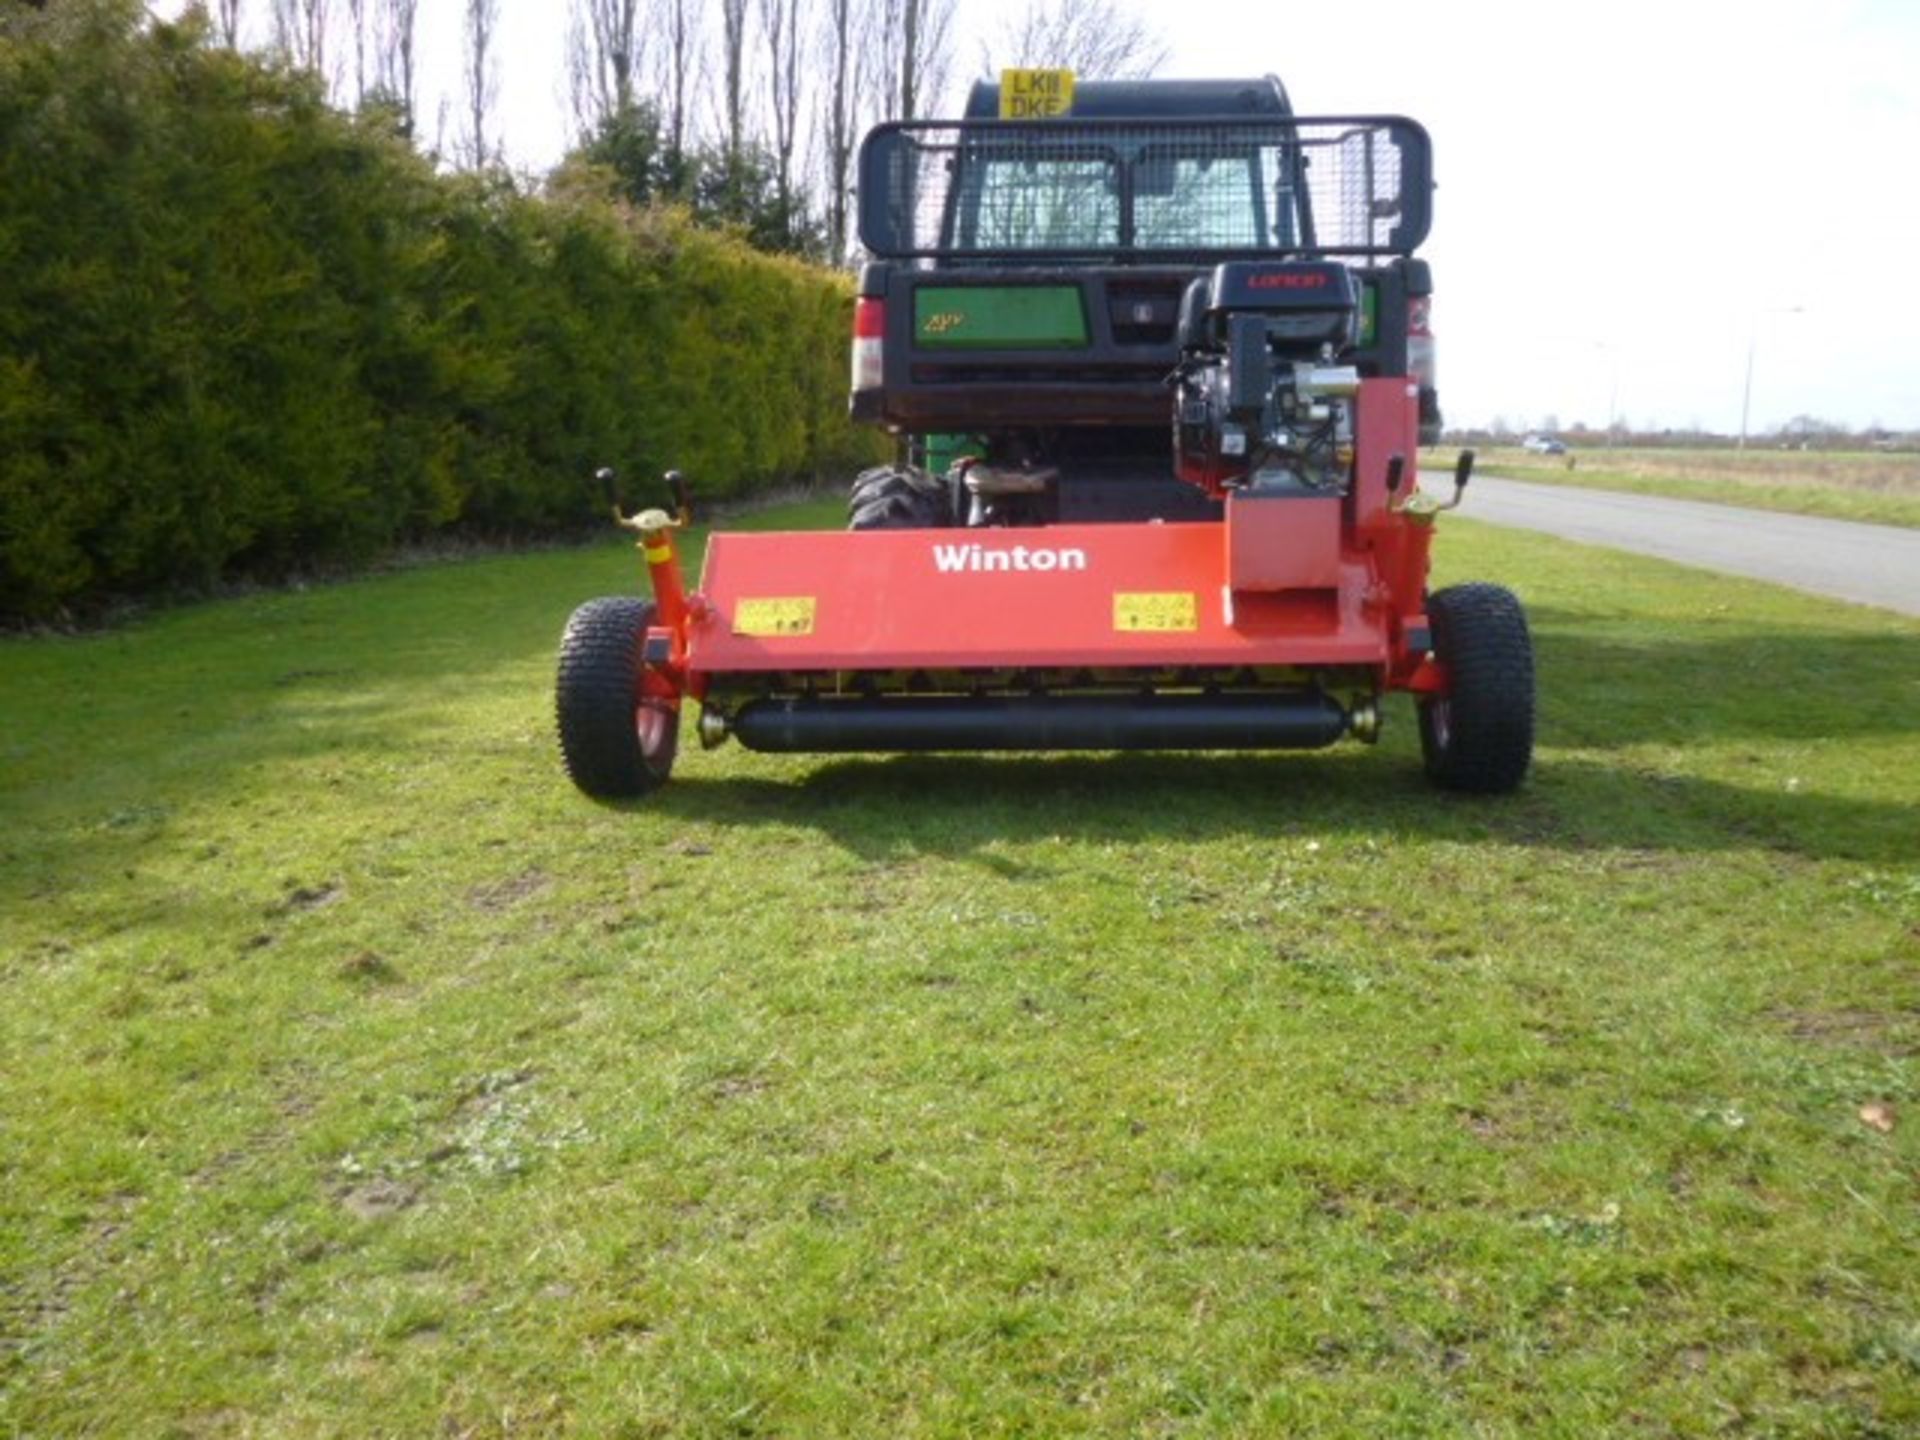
[1407,295,1436,387]
[851,297,884,391]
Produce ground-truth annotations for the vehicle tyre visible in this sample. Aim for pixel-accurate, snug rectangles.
[848,464,954,530]
[1418,583,1534,794]
[556,597,678,798]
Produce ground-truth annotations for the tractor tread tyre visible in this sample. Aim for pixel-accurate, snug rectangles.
[848,464,952,530]
[1419,583,1535,794]
[556,597,678,799]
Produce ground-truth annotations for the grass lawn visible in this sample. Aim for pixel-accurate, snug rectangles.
[3,501,1916,1437]
[1446,446,1920,530]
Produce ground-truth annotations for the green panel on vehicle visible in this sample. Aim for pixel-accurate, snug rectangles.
[914,286,1088,348]
[925,433,983,475]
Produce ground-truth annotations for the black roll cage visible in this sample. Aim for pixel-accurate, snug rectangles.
[858,115,1433,263]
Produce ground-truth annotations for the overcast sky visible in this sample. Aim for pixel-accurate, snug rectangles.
[174,0,1919,433]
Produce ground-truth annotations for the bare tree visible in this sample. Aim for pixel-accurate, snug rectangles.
[461,0,501,167]
[271,0,329,75]
[899,0,917,119]
[761,0,808,215]
[567,0,647,136]
[861,0,953,124]
[718,0,749,161]
[211,0,244,48]
[652,0,701,161]
[371,0,419,133]
[909,0,955,120]
[819,0,856,258]
[342,0,366,104]
[986,0,1167,79]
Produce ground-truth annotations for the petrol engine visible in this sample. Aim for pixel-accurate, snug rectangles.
[1172,261,1363,498]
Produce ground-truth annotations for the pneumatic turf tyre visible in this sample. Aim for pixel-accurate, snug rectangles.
[848,464,953,530]
[556,597,678,799]
[1419,583,1535,794]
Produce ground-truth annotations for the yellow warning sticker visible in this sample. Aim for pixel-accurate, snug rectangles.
[733,597,816,637]
[1114,592,1197,632]
[1000,68,1076,119]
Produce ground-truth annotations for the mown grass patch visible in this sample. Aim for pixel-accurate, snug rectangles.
[2,502,1916,1437]
[1446,446,1920,529]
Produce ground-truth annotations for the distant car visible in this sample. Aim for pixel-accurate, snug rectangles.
[1521,435,1567,455]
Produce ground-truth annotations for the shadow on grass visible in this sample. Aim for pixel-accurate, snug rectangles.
[655,747,1916,868]
[8,542,1915,901]
[649,608,1920,868]
[1525,606,1920,748]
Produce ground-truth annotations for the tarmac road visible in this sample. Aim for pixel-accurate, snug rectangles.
[1441,474,1920,619]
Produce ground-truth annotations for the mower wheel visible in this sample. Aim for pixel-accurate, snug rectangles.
[849,464,954,529]
[556,597,679,799]
[1419,583,1535,794]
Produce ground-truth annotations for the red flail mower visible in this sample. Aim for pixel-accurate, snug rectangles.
[556,76,1534,800]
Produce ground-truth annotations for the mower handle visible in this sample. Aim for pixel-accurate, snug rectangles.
[665,470,692,526]
[595,466,623,517]
[598,466,693,530]
[1391,448,1475,521]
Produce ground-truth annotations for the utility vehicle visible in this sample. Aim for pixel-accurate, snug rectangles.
[557,74,1534,798]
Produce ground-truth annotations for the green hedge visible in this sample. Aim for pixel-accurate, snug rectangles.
[0,5,879,619]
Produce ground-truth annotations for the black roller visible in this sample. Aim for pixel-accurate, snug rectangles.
[729,693,1351,754]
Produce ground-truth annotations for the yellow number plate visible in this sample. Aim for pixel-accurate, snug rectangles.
[1000,68,1076,119]
[1114,592,1197,632]
[733,597,816,637]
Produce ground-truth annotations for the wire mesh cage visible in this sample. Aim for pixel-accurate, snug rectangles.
[858,117,1431,261]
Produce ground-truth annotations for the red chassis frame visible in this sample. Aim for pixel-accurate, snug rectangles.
[627,379,1449,737]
